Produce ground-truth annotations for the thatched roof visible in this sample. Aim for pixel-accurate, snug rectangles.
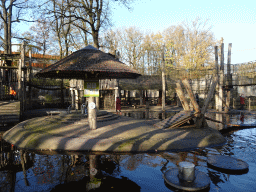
[35,45,141,80]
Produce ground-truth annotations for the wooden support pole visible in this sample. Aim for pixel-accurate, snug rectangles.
[249,98,251,111]
[225,91,230,113]
[75,89,79,110]
[225,43,232,113]
[201,76,218,115]
[162,45,166,119]
[60,80,64,108]
[88,96,97,130]
[145,101,149,119]
[182,79,200,113]
[114,79,119,111]
[28,50,32,109]
[19,42,25,120]
[140,90,143,105]
[20,150,29,186]
[175,82,190,110]
[215,46,219,111]
[219,41,224,112]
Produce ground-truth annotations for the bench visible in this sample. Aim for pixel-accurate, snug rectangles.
[46,111,62,118]
[132,104,143,109]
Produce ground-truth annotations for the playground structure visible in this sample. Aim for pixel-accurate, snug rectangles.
[1,42,256,120]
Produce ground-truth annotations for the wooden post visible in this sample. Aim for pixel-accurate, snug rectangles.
[145,101,149,119]
[88,96,97,130]
[195,76,218,128]
[225,43,232,113]
[60,80,64,108]
[233,98,235,109]
[249,98,251,111]
[219,40,224,112]
[215,46,219,111]
[175,82,190,110]
[162,45,166,119]
[96,97,99,110]
[19,42,25,120]
[114,79,119,110]
[71,89,75,109]
[201,76,218,115]
[28,50,32,109]
[75,89,79,110]
[182,79,200,113]
[20,150,29,186]
[225,91,230,113]
[140,90,143,105]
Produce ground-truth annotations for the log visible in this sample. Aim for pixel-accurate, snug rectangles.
[201,76,218,115]
[88,96,97,130]
[175,82,190,110]
[182,79,200,113]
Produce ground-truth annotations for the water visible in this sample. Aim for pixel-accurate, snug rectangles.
[0,117,256,191]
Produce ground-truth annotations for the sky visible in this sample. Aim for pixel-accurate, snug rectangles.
[111,0,256,65]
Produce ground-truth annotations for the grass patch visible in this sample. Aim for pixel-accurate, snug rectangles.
[24,117,62,132]
[118,139,137,149]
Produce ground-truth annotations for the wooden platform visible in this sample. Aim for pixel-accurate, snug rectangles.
[0,101,20,125]
[154,110,195,129]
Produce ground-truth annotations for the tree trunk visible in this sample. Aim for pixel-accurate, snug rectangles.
[88,96,97,130]
[7,4,12,54]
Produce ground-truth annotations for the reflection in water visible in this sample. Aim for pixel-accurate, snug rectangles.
[0,126,256,191]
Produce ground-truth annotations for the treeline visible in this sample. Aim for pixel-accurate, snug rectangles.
[102,18,219,77]
[0,0,220,78]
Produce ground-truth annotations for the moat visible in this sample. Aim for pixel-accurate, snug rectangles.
[0,113,255,192]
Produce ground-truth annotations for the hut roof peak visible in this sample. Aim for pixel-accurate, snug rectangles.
[80,45,98,51]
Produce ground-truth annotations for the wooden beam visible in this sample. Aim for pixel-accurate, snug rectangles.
[215,46,219,111]
[225,43,232,113]
[182,79,200,113]
[195,76,218,128]
[201,76,218,115]
[0,66,18,69]
[175,82,190,110]
[162,45,166,119]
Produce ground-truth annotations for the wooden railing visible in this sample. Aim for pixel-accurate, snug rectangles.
[0,51,60,60]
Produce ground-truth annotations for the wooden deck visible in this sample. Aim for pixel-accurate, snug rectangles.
[0,101,20,125]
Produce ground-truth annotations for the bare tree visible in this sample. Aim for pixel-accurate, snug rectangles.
[0,0,35,54]
[164,17,216,79]
[120,26,144,72]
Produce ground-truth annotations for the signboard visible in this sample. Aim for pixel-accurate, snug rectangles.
[84,81,99,97]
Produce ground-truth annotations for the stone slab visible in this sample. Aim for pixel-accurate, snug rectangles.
[207,155,249,174]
